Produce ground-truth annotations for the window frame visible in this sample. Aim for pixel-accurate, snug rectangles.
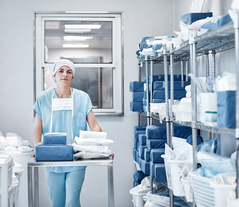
[35,12,124,116]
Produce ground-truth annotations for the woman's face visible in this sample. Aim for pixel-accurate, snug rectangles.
[54,65,73,86]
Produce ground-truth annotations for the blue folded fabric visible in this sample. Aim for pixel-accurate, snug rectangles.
[135,150,139,164]
[143,105,147,113]
[133,171,147,182]
[174,125,192,138]
[146,125,167,139]
[217,90,236,128]
[146,125,192,139]
[144,148,150,162]
[181,12,213,25]
[139,157,150,175]
[150,148,165,164]
[186,135,203,146]
[134,126,146,134]
[201,14,232,30]
[153,99,165,103]
[153,90,186,99]
[145,75,187,83]
[130,101,143,112]
[138,134,147,146]
[43,133,67,145]
[132,92,144,102]
[130,81,144,92]
[146,139,166,150]
[139,146,146,159]
[150,162,166,183]
[153,81,190,91]
[35,142,73,161]
[134,131,146,148]
[133,147,137,161]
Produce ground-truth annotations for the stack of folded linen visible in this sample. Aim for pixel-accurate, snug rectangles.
[153,80,189,103]
[145,125,192,183]
[73,131,113,159]
[136,36,177,60]
[130,81,144,112]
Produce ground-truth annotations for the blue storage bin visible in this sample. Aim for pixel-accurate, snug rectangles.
[181,12,213,25]
[217,91,236,129]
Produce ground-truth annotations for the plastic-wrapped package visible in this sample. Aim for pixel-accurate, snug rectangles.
[74,137,113,146]
[216,72,236,92]
[79,130,107,139]
[197,138,221,154]
[191,0,213,13]
[73,151,110,159]
[165,144,175,160]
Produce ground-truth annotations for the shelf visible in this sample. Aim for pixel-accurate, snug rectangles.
[138,112,161,120]
[171,118,235,136]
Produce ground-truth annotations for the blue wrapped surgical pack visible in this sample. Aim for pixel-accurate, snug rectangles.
[139,157,150,175]
[35,142,73,161]
[130,81,144,92]
[130,101,143,112]
[181,12,213,25]
[132,92,144,102]
[150,162,166,183]
[35,133,73,161]
[43,133,67,145]
[201,14,232,30]
[153,81,190,91]
[150,148,165,164]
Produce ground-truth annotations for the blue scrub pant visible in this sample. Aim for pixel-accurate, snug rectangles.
[45,169,86,207]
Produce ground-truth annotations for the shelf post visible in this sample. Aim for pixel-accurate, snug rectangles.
[205,51,209,76]
[145,56,151,125]
[234,11,239,198]
[138,62,142,126]
[185,59,189,81]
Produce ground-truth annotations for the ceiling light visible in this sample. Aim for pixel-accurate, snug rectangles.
[63,36,93,41]
[63,44,89,48]
[64,29,91,33]
[65,24,101,29]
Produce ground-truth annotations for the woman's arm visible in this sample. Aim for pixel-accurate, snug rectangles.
[32,114,42,157]
[86,110,102,132]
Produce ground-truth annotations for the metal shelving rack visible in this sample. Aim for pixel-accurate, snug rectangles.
[137,14,239,207]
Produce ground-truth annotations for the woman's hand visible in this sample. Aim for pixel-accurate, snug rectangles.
[109,152,114,159]
[31,151,35,157]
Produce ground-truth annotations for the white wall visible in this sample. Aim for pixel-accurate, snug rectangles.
[0,1,174,207]
[173,0,237,157]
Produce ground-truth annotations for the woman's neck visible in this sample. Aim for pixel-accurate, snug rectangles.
[55,86,72,98]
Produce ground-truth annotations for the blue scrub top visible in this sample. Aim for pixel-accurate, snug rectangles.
[33,88,92,173]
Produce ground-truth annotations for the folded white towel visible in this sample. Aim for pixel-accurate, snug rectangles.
[73,143,110,154]
[74,137,113,145]
[79,131,107,139]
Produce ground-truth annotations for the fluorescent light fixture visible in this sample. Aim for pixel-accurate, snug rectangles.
[63,36,93,41]
[65,24,101,29]
[63,44,89,48]
[64,29,91,33]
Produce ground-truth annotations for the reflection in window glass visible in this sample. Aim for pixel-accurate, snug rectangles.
[44,21,112,64]
[43,67,113,109]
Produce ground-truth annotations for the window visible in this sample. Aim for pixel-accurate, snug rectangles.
[35,13,123,115]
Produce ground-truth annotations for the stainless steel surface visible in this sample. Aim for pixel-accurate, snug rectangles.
[34,167,39,207]
[170,53,174,118]
[235,12,239,198]
[212,50,216,77]
[28,159,114,207]
[150,175,154,194]
[28,167,33,207]
[145,56,150,121]
[108,165,115,207]
[150,59,153,105]
[205,52,209,76]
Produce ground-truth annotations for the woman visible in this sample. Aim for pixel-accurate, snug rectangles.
[32,59,112,207]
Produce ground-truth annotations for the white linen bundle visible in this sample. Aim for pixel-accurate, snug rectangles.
[73,131,113,159]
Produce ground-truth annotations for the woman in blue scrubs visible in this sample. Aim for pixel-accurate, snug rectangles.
[32,59,112,207]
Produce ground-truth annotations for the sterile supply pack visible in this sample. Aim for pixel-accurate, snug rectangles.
[35,142,73,161]
[43,133,67,145]
[74,137,113,146]
[73,151,111,159]
[72,143,110,154]
[79,130,107,139]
